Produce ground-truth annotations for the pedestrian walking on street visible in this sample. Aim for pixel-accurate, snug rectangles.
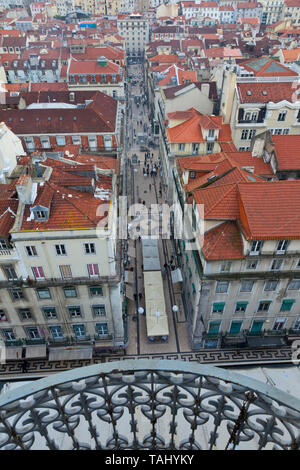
[21,360,29,373]
[159,189,162,198]
[149,184,151,191]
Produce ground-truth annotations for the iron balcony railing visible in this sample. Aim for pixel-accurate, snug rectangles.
[0,360,299,450]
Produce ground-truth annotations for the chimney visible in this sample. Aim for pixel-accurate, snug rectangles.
[16,174,35,204]
[201,83,210,97]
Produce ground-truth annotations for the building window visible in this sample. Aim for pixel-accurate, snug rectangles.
[288,279,300,290]
[18,308,33,320]
[1,329,16,341]
[241,130,248,140]
[240,280,254,292]
[43,306,57,319]
[40,137,50,148]
[0,310,7,322]
[178,143,185,151]
[257,301,271,312]
[72,136,81,145]
[59,265,72,279]
[273,317,286,331]
[278,110,287,122]
[189,171,196,179]
[67,306,82,318]
[36,210,47,220]
[96,322,109,335]
[229,321,243,334]
[26,327,40,339]
[249,240,263,255]
[73,324,86,338]
[36,287,51,299]
[208,321,221,334]
[215,281,229,293]
[207,142,214,153]
[55,244,66,255]
[25,246,37,257]
[63,286,77,298]
[0,239,9,249]
[264,280,278,291]
[280,299,295,312]
[84,243,96,254]
[212,302,225,314]
[3,264,18,280]
[87,264,99,278]
[92,305,106,316]
[248,130,256,139]
[270,259,283,271]
[250,320,264,334]
[220,261,231,273]
[10,287,25,300]
[49,325,63,339]
[235,301,248,313]
[56,136,66,146]
[89,286,103,297]
[293,318,300,330]
[276,239,289,253]
[32,266,45,280]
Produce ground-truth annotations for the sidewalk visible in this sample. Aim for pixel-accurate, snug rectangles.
[125,64,191,356]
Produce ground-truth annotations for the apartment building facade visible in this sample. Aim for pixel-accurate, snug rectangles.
[117,13,149,57]
[172,164,300,349]
[219,58,300,151]
[0,152,126,359]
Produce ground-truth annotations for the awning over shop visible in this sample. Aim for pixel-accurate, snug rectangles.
[247,336,287,348]
[49,346,93,361]
[144,271,169,337]
[171,268,183,284]
[141,239,161,271]
[5,347,23,360]
[25,344,47,359]
[223,335,246,345]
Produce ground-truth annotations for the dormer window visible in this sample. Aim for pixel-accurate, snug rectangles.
[249,240,263,255]
[37,210,47,219]
[276,239,289,254]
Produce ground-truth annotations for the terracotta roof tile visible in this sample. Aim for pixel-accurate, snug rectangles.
[202,221,244,260]
[238,181,300,239]
[272,135,300,171]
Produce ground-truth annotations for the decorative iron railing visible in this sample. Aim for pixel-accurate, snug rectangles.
[0,360,299,450]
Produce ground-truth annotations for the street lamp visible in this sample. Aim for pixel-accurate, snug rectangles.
[138,307,144,315]
[172,305,179,313]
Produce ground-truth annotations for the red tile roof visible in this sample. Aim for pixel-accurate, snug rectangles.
[19,171,113,232]
[167,115,232,143]
[238,181,300,239]
[68,58,121,75]
[272,135,300,170]
[202,221,243,260]
[194,183,240,219]
[237,82,297,103]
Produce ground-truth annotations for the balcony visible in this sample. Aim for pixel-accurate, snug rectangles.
[94,333,113,341]
[0,360,299,449]
[0,248,19,262]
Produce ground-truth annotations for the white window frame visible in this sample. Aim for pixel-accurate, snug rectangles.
[84,243,96,255]
[270,259,283,271]
[215,281,229,294]
[272,317,287,331]
[25,245,37,257]
[55,244,66,256]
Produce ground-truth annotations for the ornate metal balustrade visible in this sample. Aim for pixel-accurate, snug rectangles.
[0,359,300,450]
